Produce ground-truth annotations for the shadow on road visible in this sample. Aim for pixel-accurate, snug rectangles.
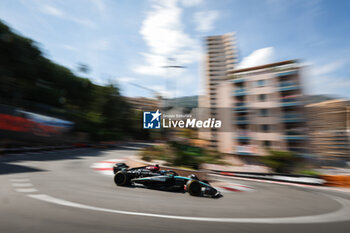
[0,142,151,175]
[115,184,223,199]
[0,163,45,175]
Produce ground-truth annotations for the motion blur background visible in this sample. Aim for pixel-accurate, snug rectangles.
[0,0,349,174]
[2,1,350,233]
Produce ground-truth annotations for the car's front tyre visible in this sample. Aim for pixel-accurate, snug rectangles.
[114,171,130,186]
[186,180,201,196]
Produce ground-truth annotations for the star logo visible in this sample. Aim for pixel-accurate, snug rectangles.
[143,109,162,129]
[150,109,161,122]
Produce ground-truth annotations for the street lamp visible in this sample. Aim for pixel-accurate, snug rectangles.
[162,58,186,108]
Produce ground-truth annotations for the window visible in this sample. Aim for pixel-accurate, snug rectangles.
[257,80,265,87]
[262,125,269,132]
[260,109,268,117]
[263,141,271,148]
[259,94,266,101]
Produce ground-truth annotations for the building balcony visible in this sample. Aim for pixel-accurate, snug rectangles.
[208,58,226,63]
[234,109,250,113]
[276,70,297,77]
[280,97,302,107]
[236,145,255,156]
[284,132,307,140]
[284,135,307,140]
[279,82,299,91]
[209,59,226,63]
[209,71,226,76]
[236,121,249,125]
[328,145,350,151]
[235,131,251,140]
[282,114,305,123]
[235,116,249,125]
[232,78,245,83]
[208,47,224,52]
[206,42,222,47]
[234,102,248,110]
[236,151,254,155]
[233,88,246,96]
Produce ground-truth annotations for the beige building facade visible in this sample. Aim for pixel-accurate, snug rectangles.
[306,99,350,160]
[125,97,159,112]
[228,60,306,156]
[199,32,238,149]
[199,33,309,156]
[213,60,307,156]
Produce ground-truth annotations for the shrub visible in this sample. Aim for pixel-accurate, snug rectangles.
[261,150,299,173]
[139,141,224,170]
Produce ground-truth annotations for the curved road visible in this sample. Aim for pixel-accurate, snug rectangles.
[1,143,350,233]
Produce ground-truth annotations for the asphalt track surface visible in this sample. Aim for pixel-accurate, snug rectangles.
[1,143,350,233]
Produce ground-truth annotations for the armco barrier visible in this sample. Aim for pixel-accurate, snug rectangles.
[216,171,325,185]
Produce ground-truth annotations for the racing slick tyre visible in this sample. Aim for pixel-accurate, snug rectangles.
[186,180,201,196]
[114,171,130,186]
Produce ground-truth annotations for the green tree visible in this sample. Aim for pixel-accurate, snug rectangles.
[0,20,153,142]
[261,150,299,173]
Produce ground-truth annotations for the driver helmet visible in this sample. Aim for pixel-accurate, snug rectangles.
[159,170,166,175]
[189,174,199,180]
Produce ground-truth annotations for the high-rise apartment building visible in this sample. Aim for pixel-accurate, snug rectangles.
[200,32,308,156]
[199,33,238,149]
[214,60,307,156]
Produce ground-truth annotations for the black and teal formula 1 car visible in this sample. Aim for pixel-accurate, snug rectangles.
[114,170,221,198]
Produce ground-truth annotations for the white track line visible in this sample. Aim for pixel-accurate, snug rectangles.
[12,183,33,187]
[10,179,30,182]
[28,194,350,223]
[16,188,38,193]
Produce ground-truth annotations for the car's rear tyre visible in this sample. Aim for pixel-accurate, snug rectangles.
[114,171,130,186]
[186,180,201,196]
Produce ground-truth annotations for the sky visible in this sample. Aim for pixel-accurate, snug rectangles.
[0,0,349,98]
